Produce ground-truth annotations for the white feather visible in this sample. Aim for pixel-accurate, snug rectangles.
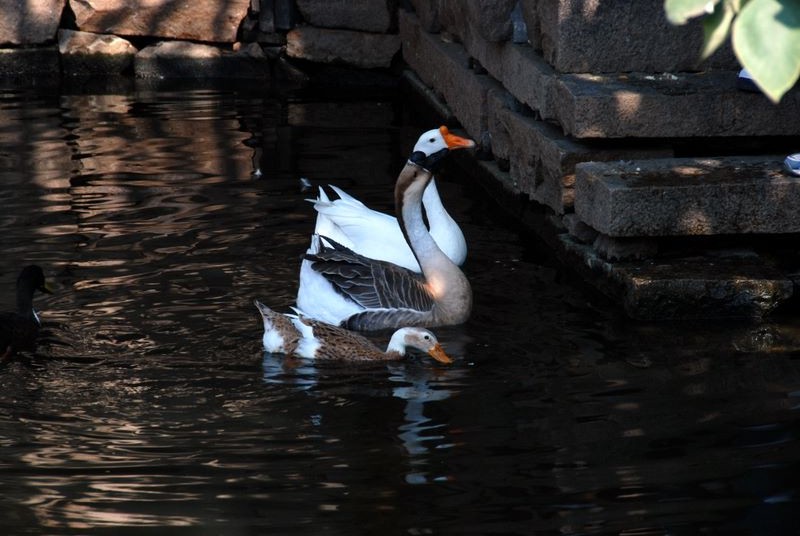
[290,316,322,358]
[307,180,466,272]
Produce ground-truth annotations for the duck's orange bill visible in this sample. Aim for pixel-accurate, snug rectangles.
[440,126,476,150]
[428,343,453,364]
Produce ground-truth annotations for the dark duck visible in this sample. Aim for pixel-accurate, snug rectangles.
[0,265,53,362]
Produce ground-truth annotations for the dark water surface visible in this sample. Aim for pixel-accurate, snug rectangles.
[1,83,799,535]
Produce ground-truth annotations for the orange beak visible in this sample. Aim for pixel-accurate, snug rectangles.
[440,126,476,150]
[427,342,453,364]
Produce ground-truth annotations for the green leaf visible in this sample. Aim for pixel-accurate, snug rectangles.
[733,0,800,102]
[701,2,736,58]
[665,0,721,24]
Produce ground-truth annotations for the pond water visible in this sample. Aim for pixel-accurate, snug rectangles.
[1,81,799,535]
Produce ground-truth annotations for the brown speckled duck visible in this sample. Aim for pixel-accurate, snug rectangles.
[254,299,452,364]
[1,265,53,361]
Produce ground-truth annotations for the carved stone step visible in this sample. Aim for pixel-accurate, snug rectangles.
[575,157,800,237]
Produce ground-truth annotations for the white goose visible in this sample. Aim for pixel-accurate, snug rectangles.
[310,177,466,272]
[295,126,474,331]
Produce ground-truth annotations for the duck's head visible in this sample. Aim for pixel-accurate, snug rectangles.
[17,265,53,295]
[394,327,453,364]
[408,126,475,171]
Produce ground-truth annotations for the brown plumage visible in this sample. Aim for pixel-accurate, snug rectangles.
[254,299,451,364]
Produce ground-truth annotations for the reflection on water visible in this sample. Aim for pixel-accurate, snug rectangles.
[0,83,799,534]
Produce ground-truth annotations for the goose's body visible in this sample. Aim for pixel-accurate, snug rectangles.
[296,126,474,331]
[0,265,53,361]
[311,179,466,272]
[254,300,451,363]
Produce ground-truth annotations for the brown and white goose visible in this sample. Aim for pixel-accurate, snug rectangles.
[295,126,474,331]
[254,299,452,363]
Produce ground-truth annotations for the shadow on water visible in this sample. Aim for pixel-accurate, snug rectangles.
[0,80,799,534]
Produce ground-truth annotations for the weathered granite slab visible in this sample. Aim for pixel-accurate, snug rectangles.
[528,0,737,73]
[408,0,441,32]
[575,157,800,237]
[561,235,794,320]
[135,41,269,79]
[58,29,137,75]
[70,0,250,43]
[295,0,395,33]
[400,11,502,138]
[0,47,60,77]
[554,72,800,138]
[488,88,673,213]
[401,10,800,139]
[286,27,400,69]
[0,0,65,45]
[420,7,557,118]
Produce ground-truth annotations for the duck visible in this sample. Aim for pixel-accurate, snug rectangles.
[0,265,54,361]
[296,126,474,331]
[254,299,452,363]
[310,176,467,272]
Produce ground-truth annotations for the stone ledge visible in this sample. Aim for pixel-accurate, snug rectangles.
[134,41,269,79]
[286,26,400,69]
[296,0,395,33]
[400,12,501,139]
[0,47,60,78]
[560,235,794,320]
[58,29,137,76]
[575,157,800,237]
[0,0,64,45]
[555,72,800,138]
[487,88,673,213]
[400,10,800,140]
[71,0,250,43]
[523,0,737,73]
[448,151,796,320]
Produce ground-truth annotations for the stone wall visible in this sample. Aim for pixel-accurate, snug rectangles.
[400,0,800,319]
[0,0,402,79]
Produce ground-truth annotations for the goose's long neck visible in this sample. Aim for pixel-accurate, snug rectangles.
[396,164,449,271]
[395,161,472,324]
[396,163,466,300]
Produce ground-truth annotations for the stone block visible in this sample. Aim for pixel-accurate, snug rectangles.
[554,71,800,138]
[400,10,502,143]
[488,88,672,213]
[296,0,395,33]
[527,0,737,73]
[135,41,269,79]
[575,156,800,237]
[0,47,60,78]
[592,233,658,261]
[560,235,794,320]
[408,0,441,33]
[286,27,400,69]
[70,0,250,43]
[0,0,64,45]
[258,0,276,32]
[58,29,137,76]
[405,8,557,119]
[404,6,800,139]
[562,214,597,244]
[436,0,517,43]
[468,0,517,42]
